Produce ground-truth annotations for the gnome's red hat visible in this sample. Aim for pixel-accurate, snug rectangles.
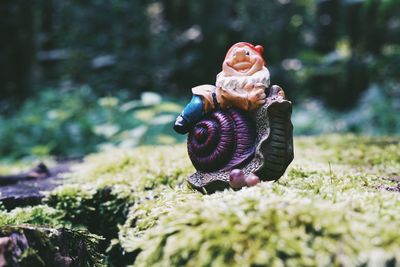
[225,42,266,65]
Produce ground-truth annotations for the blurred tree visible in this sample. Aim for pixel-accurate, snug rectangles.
[0,0,35,111]
[0,0,399,110]
[307,0,400,109]
[315,0,340,53]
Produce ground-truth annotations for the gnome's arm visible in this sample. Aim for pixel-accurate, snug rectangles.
[216,83,266,111]
[216,86,250,110]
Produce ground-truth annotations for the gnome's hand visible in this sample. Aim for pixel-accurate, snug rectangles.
[248,87,267,107]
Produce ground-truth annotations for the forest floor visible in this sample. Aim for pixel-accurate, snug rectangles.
[0,135,399,266]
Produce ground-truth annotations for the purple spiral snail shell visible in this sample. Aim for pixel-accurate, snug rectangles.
[187,109,256,172]
[186,85,294,193]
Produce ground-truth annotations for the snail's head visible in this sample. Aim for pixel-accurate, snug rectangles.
[222,42,265,77]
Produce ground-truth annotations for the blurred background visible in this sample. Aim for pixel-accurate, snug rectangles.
[0,0,399,160]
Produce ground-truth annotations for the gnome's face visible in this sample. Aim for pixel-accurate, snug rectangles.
[222,44,264,77]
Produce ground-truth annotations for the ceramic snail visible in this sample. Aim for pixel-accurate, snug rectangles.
[174,42,294,193]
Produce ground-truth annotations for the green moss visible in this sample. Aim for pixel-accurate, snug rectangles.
[120,182,400,267]
[295,135,400,175]
[112,135,400,267]
[44,145,192,241]
[3,135,398,266]
[0,205,65,227]
[46,184,134,241]
[0,162,37,175]
[64,145,192,189]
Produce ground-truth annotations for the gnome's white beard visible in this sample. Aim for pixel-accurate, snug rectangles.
[215,66,270,91]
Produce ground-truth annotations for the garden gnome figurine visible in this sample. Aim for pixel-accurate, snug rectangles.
[174,42,294,193]
[174,42,269,134]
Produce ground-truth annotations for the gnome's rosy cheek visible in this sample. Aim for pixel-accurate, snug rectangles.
[250,53,263,65]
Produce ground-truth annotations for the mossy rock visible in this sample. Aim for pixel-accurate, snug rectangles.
[1,135,399,266]
[45,146,192,238]
[116,135,400,266]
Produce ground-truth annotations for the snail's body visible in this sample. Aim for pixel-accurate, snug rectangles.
[187,86,293,193]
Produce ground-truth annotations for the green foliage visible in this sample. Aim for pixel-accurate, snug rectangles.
[0,87,184,159]
[43,0,400,107]
[34,0,318,95]
[345,82,400,134]
[1,1,400,161]
[5,0,400,109]
[1,82,398,160]
[293,82,400,135]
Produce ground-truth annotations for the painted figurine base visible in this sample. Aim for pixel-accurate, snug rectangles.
[187,85,293,193]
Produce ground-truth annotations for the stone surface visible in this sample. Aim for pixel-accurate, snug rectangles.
[0,162,73,210]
